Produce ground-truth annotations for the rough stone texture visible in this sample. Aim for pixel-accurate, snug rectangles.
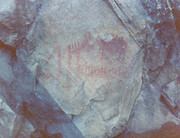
[0,0,179,138]
[117,122,180,138]
[17,0,142,137]
[0,0,42,47]
[119,0,180,135]
[107,0,148,47]
[0,95,16,138]
[0,94,34,138]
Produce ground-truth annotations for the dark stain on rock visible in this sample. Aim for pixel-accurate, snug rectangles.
[115,122,180,138]
[172,9,180,32]
[0,40,17,60]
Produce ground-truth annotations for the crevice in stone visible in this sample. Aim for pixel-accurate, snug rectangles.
[103,0,142,48]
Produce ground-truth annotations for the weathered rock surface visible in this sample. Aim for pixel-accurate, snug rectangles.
[0,0,179,138]
[17,0,143,137]
[120,0,180,135]
[0,94,34,138]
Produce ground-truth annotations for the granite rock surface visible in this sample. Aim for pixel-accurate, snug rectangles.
[0,0,179,137]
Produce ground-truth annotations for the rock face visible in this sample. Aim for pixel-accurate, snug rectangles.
[0,0,179,138]
[0,95,34,138]
[17,0,143,137]
[124,0,180,134]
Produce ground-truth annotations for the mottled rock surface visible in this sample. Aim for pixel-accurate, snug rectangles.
[0,0,179,137]
[116,122,180,138]
[17,0,143,137]
[124,0,180,134]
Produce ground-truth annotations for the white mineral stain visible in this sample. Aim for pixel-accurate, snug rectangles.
[0,0,15,13]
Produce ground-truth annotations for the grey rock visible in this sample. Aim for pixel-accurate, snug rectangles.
[0,93,34,138]
[0,0,42,47]
[16,0,142,137]
[0,51,13,84]
[123,0,180,134]
[0,0,179,137]
[163,78,180,108]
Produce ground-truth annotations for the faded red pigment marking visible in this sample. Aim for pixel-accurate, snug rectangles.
[40,33,131,79]
[39,46,62,79]
[67,34,129,78]
[46,46,62,73]
[97,37,127,63]
[76,48,81,73]
[77,64,128,78]
[68,45,72,71]
[70,33,94,54]
[38,72,53,79]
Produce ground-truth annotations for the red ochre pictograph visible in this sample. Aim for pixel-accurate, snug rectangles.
[40,33,132,79]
